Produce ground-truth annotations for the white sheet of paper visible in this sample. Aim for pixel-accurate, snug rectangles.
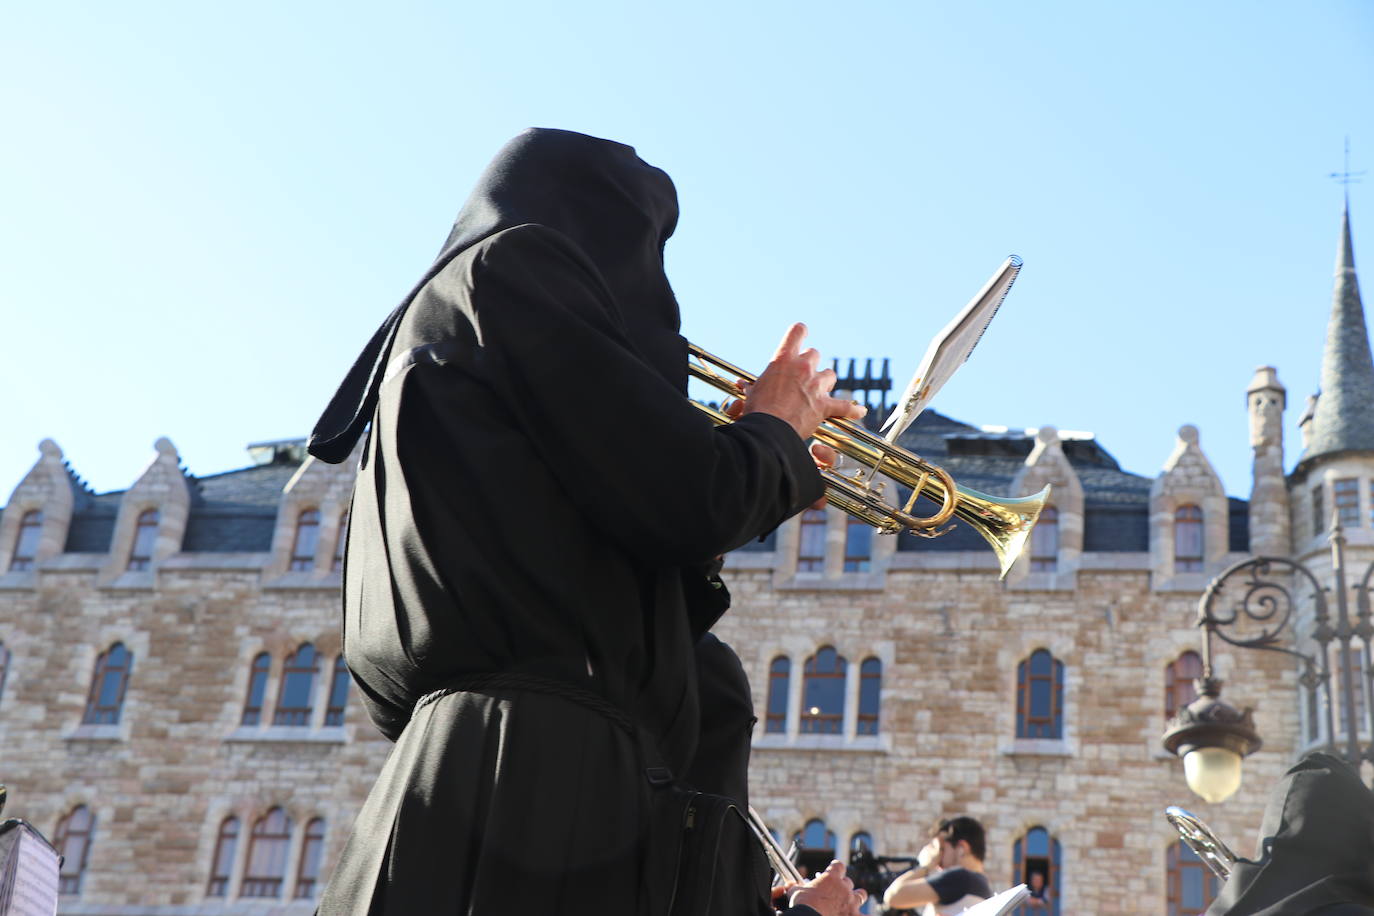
[881,255,1022,442]
[959,883,1031,916]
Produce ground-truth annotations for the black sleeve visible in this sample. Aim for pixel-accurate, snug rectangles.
[467,225,824,565]
[927,868,988,906]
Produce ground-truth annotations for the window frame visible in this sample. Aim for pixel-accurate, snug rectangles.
[1166,839,1219,915]
[207,816,240,897]
[324,655,350,727]
[128,508,159,571]
[1029,505,1059,572]
[765,655,790,734]
[293,817,326,900]
[1165,651,1203,721]
[289,508,321,572]
[800,647,848,735]
[857,657,881,736]
[55,805,96,895]
[83,642,133,725]
[241,807,293,898]
[242,652,272,726]
[10,509,42,571]
[1174,504,1204,573]
[796,508,827,572]
[1016,649,1064,740]
[272,644,319,727]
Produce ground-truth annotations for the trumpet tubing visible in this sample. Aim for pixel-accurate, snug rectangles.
[688,342,1049,579]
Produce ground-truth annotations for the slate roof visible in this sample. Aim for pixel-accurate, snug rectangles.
[63,460,301,554]
[1297,202,1374,472]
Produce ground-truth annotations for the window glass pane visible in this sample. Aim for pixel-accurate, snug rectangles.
[1029,649,1052,676]
[12,510,42,568]
[1029,678,1051,717]
[1335,478,1360,526]
[858,658,881,735]
[843,518,871,572]
[798,509,826,571]
[291,510,321,571]
[1313,486,1325,536]
[129,510,159,569]
[1030,507,1058,571]
[766,657,789,733]
[1026,827,1049,857]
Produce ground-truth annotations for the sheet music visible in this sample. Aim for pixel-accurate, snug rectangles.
[960,883,1031,916]
[0,821,60,916]
[881,256,1022,442]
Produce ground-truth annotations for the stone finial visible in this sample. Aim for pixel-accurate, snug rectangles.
[1247,366,1286,399]
[1036,426,1060,447]
[1178,425,1199,446]
[154,437,178,458]
[38,439,62,459]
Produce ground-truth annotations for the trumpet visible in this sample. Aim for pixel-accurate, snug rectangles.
[1165,806,1239,880]
[687,344,1050,578]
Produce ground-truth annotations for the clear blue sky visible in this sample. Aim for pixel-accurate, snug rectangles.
[3,1,1371,501]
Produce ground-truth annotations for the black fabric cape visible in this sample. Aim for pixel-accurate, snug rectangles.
[1208,752,1374,915]
[310,129,822,915]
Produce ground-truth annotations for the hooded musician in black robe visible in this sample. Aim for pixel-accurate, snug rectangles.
[308,129,858,915]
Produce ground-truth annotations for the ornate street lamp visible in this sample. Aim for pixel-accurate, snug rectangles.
[1162,518,1374,802]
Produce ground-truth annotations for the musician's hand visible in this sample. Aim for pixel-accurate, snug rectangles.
[743,323,865,441]
[788,860,867,916]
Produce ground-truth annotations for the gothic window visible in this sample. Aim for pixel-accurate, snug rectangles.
[1174,505,1203,572]
[1335,478,1360,527]
[1165,651,1204,721]
[325,655,350,726]
[11,509,41,571]
[273,644,319,726]
[241,807,293,898]
[294,818,326,899]
[1166,839,1219,915]
[1030,506,1059,572]
[289,509,321,572]
[800,647,847,734]
[54,805,95,895]
[0,641,9,705]
[843,516,872,572]
[765,656,790,733]
[1011,826,1061,916]
[83,642,133,725]
[1016,649,1064,739]
[207,816,240,897]
[793,819,837,855]
[857,657,881,736]
[242,653,271,726]
[797,509,827,572]
[128,508,159,570]
[332,511,349,572]
[1313,485,1325,538]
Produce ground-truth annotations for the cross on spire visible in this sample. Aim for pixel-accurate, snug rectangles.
[1330,136,1366,202]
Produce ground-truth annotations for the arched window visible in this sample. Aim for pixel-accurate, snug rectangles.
[325,655,350,726]
[1174,505,1203,572]
[850,831,873,855]
[1016,649,1064,739]
[331,511,349,572]
[290,509,321,572]
[801,647,847,734]
[294,817,326,899]
[273,644,319,726]
[1030,506,1059,572]
[83,643,133,725]
[0,641,10,705]
[242,653,271,726]
[857,657,882,735]
[207,816,240,896]
[797,509,827,572]
[11,509,42,571]
[1011,826,1061,916]
[128,508,159,570]
[1166,839,1219,915]
[843,516,872,572]
[1165,651,1204,721]
[242,807,293,898]
[765,656,790,734]
[55,805,95,895]
[795,819,837,854]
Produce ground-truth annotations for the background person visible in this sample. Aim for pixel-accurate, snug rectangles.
[882,817,992,916]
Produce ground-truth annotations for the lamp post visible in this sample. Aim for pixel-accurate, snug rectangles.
[1162,516,1374,802]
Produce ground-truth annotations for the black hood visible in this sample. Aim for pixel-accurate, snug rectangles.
[1208,752,1374,915]
[309,128,684,464]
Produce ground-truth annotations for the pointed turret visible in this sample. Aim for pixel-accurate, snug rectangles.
[1296,202,1374,472]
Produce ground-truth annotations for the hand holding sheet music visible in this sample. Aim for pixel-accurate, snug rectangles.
[880,256,1023,443]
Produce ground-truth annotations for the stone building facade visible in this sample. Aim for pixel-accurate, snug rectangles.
[0,204,1365,914]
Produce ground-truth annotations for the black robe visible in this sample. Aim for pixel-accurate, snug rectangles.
[309,129,822,915]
